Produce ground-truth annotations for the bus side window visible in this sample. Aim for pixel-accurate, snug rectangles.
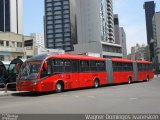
[80,61,89,72]
[53,59,64,73]
[97,61,105,72]
[47,59,52,75]
[64,59,72,72]
[89,61,97,72]
[72,60,79,73]
[41,59,52,78]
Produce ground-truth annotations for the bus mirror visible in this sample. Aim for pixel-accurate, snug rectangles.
[43,62,48,71]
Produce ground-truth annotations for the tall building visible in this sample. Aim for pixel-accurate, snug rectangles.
[44,0,76,51]
[143,1,156,61]
[114,14,127,58]
[107,0,115,43]
[31,33,45,48]
[73,0,122,58]
[0,0,23,34]
[119,27,127,58]
[152,12,160,73]
[114,14,120,44]
[129,44,150,61]
[44,0,122,58]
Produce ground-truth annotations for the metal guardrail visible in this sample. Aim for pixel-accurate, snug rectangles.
[0,83,5,90]
[0,82,16,93]
[4,82,16,93]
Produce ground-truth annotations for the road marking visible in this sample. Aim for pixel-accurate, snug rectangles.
[74,96,79,98]
[88,96,96,99]
[61,95,68,97]
[129,97,137,100]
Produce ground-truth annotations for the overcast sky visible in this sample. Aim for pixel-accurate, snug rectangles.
[24,0,160,54]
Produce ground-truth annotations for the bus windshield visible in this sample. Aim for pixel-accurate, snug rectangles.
[19,61,42,80]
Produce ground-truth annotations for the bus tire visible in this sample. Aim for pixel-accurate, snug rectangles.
[94,79,99,88]
[56,82,64,93]
[128,77,132,84]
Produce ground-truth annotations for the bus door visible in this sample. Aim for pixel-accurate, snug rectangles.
[71,60,79,89]
[64,59,72,89]
[79,60,92,88]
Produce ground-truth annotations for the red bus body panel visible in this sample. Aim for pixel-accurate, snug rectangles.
[17,54,107,92]
[16,54,155,92]
[113,72,134,84]
[136,60,154,81]
[112,58,134,83]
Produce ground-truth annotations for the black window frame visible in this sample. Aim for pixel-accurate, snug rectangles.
[80,60,90,72]
[89,60,97,72]
[52,59,64,73]
[71,60,79,73]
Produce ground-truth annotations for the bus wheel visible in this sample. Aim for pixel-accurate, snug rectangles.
[94,79,99,88]
[128,77,132,84]
[146,76,149,82]
[56,82,63,93]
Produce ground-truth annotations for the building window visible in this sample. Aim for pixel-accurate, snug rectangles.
[12,42,15,47]
[6,41,9,47]
[0,41,4,46]
[17,42,22,47]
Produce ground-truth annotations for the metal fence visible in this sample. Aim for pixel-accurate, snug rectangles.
[0,82,16,93]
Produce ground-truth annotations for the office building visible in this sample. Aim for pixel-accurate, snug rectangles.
[0,0,23,34]
[119,27,127,58]
[44,0,76,51]
[114,14,120,44]
[44,0,122,58]
[107,0,115,43]
[144,1,156,61]
[152,12,160,73]
[73,0,122,58]
[31,33,45,48]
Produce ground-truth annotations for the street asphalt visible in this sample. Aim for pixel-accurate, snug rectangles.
[0,77,160,114]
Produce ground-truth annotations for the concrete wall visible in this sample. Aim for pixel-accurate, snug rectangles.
[76,0,102,44]
[0,32,33,61]
[71,42,103,57]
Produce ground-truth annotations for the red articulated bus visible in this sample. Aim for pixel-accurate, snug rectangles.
[16,54,154,93]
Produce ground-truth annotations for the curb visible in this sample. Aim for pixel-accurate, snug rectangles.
[0,91,19,97]
[0,92,11,97]
[0,91,27,97]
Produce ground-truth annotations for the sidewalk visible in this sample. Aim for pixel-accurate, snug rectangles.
[154,74,160,78]
[0,90,21,97]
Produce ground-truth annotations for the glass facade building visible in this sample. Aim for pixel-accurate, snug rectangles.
[44,0,77,51]
[0,0,10,32]
[144,1,156,61]
[0,0,22,34]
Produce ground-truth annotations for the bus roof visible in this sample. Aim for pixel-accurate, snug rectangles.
[136,60,152,64]
[27,54,105,61]
[48,54,105,61]
[111,58,133,63]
